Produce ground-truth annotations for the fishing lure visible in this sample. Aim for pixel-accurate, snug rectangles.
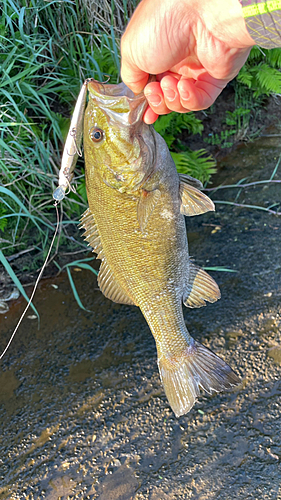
[53,79,90,201]
[53,75,154,201]
[53,78,115,201]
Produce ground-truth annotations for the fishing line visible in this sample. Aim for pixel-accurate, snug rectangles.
[0,202,60,362]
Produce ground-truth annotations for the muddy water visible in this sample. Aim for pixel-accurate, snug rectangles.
[0,135,281,499]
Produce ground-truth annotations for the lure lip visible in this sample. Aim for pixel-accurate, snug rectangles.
[53,185,68,202]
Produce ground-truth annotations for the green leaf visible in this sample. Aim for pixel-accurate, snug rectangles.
[247,45,264,63]
[255,63,281,94]
[154,111,203,146]
[203,266,238,273]
[64,257,98,276]
[171,149,216,184]
[0,250,39,319]
[264,47,281,68]
[237,67,253,88]
[66,267,92,312]
[0,186,54,230]
[0,217,8,232]
[154,114,175,134]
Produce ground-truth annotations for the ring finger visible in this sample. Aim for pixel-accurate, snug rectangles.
[160,75,191,113]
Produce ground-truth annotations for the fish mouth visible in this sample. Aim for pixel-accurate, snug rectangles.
[86,78,135,98]
[87,78,148,126]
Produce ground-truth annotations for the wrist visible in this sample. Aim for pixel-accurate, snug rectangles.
[194,0,255,48]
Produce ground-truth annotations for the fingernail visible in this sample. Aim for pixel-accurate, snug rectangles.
[162,88,176,102]
[180,90,189,101]
[146,94,162,107]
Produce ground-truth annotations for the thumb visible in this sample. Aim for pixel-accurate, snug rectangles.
[120,37,149,95]
[120,61,149,95]
[200,46,251,81]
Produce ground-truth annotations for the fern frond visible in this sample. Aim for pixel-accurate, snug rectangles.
[265,48,281,68]
[171,149,216,184]
[255,63,281,94]
[247,45,264,63]
[174,113,204,135]
[154,113,175,134]
[154,111,203,139]
[237,66,253,88]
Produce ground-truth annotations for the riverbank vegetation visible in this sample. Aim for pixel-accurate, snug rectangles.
[1,0,281,304]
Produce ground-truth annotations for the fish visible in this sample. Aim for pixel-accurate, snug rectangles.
[79,80,240,417]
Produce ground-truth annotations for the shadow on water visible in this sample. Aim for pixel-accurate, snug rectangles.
[0,133,281,499]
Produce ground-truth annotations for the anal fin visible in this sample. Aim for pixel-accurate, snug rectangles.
[183,262,220,308]
[98,259,135,306]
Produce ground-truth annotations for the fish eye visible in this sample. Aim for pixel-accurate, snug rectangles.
[90,127,104,143]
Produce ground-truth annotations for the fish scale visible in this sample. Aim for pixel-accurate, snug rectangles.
[87,179,183,301]
[79,79,240,417]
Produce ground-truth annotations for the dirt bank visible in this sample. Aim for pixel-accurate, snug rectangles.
[0,128,280,499]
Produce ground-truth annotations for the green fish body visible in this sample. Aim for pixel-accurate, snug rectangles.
[81,81,239,417]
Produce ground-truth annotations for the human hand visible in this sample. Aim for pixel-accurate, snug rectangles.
[121,0,255,123]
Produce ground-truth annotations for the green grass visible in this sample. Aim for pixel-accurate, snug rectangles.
[0,0,119,250]
[0,0,123,309]
[2,0,279,310]
[0,0,214,272]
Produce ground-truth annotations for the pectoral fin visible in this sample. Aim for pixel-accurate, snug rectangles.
[183,262,220,308]
[179,176,214,216]
[137,189,161,232]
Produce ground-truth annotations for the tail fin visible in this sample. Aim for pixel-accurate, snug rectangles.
[158,340,240,417]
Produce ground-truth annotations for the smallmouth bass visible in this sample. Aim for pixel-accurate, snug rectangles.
[80,80,240,417]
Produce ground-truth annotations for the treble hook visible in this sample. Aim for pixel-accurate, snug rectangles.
[66,127,83,157]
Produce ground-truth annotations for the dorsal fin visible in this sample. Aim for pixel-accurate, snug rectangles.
[179,173,203,190]
[79,208,104,258]
[183,262,220,308]
[79,208,135,306]
[179,176,214,216]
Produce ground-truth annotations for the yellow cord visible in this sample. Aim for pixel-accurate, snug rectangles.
[242,0,281,18]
